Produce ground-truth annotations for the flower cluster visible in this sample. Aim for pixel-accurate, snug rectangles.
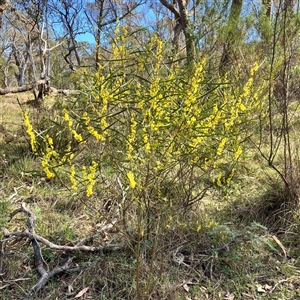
[24,26,266,200]
[83,161,98,197]
[63,109,83,143]
[40,135,58,179]
[23,112,37,153]
[82,112,105,141]
[127,171,136,189]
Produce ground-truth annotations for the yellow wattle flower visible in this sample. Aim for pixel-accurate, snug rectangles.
[127,171,136,189]
[23,112,37,153]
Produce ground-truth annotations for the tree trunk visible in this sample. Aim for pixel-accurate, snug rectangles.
[263,0,272,20]
[177,0,196,68]
[95,0,105,69]
[12,44,30,87]
[284,0,295,13]
[159,0,196,68]
[37,46,49,100]
[0,0,8,29]
[219,0,243,75]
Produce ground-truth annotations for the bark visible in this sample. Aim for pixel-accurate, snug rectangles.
[37,19,63,99]
[66,34,81,67]
[12,44,30,87]
[63,46,76,71]
[284,0,295,13]
[172,22,182,55]
[37,44,48,99]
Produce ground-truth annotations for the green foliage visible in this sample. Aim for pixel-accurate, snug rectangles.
[24,26,266,199]
[21,26,268,297]
[3,2,300,297]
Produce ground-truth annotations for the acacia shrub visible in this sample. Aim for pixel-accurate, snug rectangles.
[24,26,266,231]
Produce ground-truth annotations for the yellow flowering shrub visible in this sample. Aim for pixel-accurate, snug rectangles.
[23,25,267,206]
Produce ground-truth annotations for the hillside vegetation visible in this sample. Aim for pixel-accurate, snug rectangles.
[2,1,300,299]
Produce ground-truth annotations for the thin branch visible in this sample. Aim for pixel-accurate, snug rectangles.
[98,2,141,28]
[30,257,74,293]
[3,203,123,293]
[159,0,181,19]
[3,231,122,253]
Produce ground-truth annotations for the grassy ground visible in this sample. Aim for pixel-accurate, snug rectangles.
[1,93,300,299]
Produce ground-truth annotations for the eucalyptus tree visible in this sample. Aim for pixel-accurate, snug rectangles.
[0,0,65,98]
[49,0,86,70]
[158,0,197,67]
[154,0,230,69]
[0,1,44,94]
[13,0,52,98]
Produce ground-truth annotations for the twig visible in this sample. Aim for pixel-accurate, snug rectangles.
[0,284,10,290]
[3,231,122,252]
[8,186,24,201]
[0,277,31,291]
[269,278,290,293]
[172,247,203,278]
[2,277,31,283]
[30,257,74,292]
[3,203,123,293]
[8,207,23,221]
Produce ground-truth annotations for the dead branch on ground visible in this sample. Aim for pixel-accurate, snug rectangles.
[0,80,48,95]
[0,81,80,97]
[2,203,122,293]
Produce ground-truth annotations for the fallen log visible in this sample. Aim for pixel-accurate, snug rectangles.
[0,82,80,97]
[0,80,48,95]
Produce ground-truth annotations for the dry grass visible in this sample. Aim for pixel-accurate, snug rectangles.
[1,93,300,299]
[0,92,33,131]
